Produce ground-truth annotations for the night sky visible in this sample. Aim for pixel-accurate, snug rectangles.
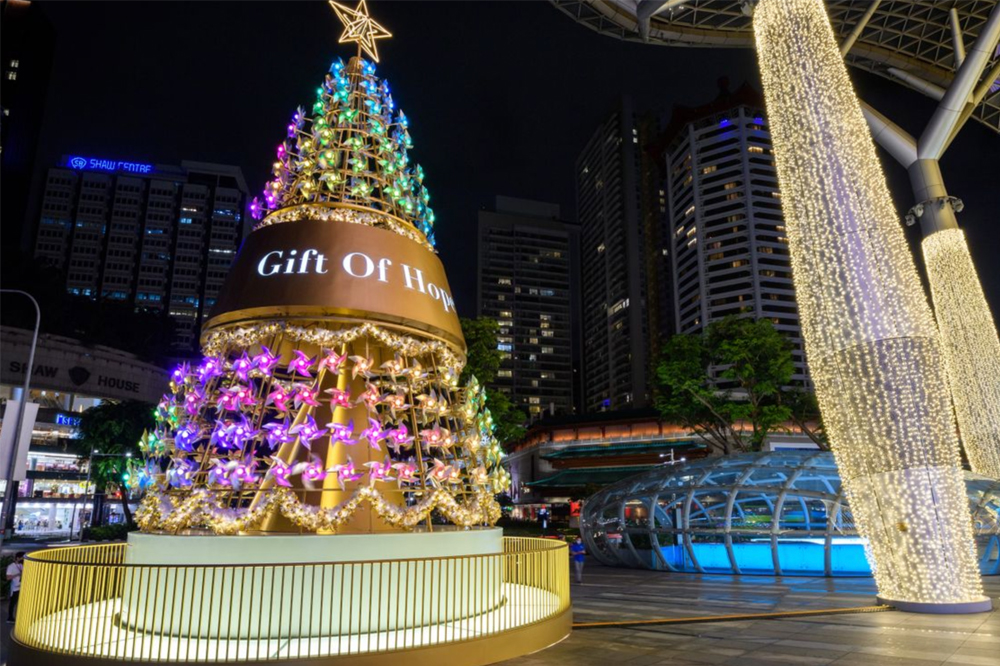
[30,1,1000,317]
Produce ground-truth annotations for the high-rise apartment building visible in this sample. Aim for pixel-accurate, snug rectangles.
[576,97,650,412]
[661,82,807,383]
[33,155,249,353]
[477,196,579,420]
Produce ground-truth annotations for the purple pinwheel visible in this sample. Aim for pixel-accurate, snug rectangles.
[290,415,327,449]
[183,386,206,415]
[230,457,257,488]
[173,424,201,452]
[216,388,241,412]
[167,458,197,488]
[365,457,395,486]
[207,459,232,487]
[360,418,385,450]
[171,362,191,385]
[330,456,363,490]
[326,420,357,446]
[253,347,281,376]
[231,352,254,382]
[296,456,327,489]
[266,386,292,412]
[266,456,293,487]
[210,420,236,450]
[287,350,315,378]
[262,418,295,449]
[386,423,414,455]
[196,357,225,384]
[227,415,259,448]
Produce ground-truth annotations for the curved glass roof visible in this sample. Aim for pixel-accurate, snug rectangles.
[553,1,1000,134]
[581,451,1000,576]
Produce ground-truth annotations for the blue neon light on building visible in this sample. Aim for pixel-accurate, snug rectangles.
[66,155,154,175]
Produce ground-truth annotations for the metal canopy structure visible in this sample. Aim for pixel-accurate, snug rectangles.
[552,0,1000,134]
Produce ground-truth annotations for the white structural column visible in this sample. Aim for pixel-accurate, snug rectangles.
[753,0,988,611]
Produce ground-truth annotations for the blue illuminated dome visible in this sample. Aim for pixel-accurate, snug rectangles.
[582,451,1000,576]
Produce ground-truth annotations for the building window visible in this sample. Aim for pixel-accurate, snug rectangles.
[6,71,17,80]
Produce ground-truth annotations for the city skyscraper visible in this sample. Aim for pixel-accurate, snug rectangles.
[576,97,650,411]
[1,0,55,259]
[33,156,249,353]
[477,196,579,420]
[659,81,807,383]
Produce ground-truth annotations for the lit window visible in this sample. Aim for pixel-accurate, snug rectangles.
[10,59,19,68]
[6,71,16,81]
[597,243,605,254]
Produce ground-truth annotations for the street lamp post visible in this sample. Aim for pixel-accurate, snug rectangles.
[0,289,41,555]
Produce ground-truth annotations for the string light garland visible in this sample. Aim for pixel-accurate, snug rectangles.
[753,0,984,606]
[923,229,1000,479]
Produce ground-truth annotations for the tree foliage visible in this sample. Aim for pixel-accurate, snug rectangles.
[68,400,155,526]
[459,317,527,445]
[655,316,825,454]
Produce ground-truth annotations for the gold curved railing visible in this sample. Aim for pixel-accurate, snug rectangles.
[14,537,569,663]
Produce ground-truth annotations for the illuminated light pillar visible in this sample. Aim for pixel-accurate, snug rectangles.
[753,0,989,612]
[913,159,1000,480]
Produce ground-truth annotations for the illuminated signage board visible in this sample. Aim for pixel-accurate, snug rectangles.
[55,413,82,427]
[66,155,154,174]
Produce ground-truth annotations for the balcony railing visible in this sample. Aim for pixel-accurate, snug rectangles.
[13,537,570,664]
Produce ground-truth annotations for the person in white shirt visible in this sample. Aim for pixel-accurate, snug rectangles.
[6,552,24,623]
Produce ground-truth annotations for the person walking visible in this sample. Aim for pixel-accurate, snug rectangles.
[6,551,24,623]
[569,536,586,584]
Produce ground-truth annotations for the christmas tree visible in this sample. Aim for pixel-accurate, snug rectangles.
[136,2,508,535]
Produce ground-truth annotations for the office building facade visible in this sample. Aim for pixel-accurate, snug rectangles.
[576,97,650,412]
[662,83,807,383]
[33,156,249,353]
[477,196,579,420]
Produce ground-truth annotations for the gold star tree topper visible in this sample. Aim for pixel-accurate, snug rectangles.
[329,0,392,63]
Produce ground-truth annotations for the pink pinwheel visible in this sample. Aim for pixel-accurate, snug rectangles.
[294,456,327,489]
[216,388,241,412]
[266,456,293,487]
[330,456,363,489]
[355,384,381,411]
[290,415,327,449]
[385,423,414,454]
[380,355,405,377]
[263,418,294,449]
[360,418,385,449]
[292,383,321,408]
[173,424,200,452]
[287,350,315,378]
[392,462,418,486]
[318,349,347,374]
[266,386,292,412]
[184,386,206,415]
[325,387,352,410]
[428,458,459,486]
[420,426,451,450]
[171,362,191,385]
[231,352,254,382]
[253,347,281,376]
[326,420,357,446]
[197,357,225,384]
[365,457,395,485]
[349,355,374,379]
[381,392,410,418]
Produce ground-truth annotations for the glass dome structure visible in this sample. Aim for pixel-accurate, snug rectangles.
[582,451,1000,576]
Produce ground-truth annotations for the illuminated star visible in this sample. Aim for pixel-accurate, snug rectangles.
[329,0,392,63]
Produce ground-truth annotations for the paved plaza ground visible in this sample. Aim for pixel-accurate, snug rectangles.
[502,560,1000,666]
[2,555,997,665]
